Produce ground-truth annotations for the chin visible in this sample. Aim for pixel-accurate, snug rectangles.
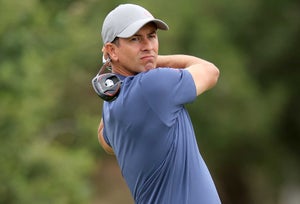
[144,64,156,71]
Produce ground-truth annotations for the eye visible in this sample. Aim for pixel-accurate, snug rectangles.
[130,36,139,42]
[148,33,157,39]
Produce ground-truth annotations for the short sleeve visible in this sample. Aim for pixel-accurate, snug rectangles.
[139,68,196,125]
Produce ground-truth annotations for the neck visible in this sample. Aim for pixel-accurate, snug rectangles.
[111,65,138,76]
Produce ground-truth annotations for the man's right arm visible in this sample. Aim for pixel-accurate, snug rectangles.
[156,55,220,96]
[98,118,114,155]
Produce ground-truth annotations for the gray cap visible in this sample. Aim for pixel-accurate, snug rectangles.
[101,4,169,44]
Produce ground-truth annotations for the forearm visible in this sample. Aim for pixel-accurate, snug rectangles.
[98,118,114,155]
[156,54,212,69]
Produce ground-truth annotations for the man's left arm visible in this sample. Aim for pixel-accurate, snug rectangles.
[156,55,219,96]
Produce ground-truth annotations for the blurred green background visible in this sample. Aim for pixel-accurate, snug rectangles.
[1,0,299,203]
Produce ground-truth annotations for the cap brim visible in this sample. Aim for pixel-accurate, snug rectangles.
[117,18,169,38]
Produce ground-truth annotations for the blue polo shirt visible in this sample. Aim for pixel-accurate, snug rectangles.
[102,68,221,204]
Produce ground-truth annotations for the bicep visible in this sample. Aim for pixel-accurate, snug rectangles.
[140,69,196,125]
[186,62,220,95]
[141,68,196,106]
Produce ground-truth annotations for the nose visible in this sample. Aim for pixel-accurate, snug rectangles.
[141,38,153,51]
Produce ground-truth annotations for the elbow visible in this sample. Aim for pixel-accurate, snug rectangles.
[189,61,220,95]
[210,63,220,87]
[215,65,220,84]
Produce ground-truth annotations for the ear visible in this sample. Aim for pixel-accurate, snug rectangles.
[102,46,109,62]
[104,43,118,62]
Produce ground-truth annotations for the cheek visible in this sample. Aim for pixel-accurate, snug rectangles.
[119,50,136,64]
[153,38,159,51]
[123,47,139,61]
[117,50,139,71]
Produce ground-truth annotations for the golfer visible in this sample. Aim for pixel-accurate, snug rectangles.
[96,4,221,204]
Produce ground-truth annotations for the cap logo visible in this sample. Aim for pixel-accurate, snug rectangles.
[143,11,153,18]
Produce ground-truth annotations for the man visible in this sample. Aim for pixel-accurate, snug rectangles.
[96,3,221,204]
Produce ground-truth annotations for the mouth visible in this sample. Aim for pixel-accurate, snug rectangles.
[141,55,155,61]
[140,55,156,71]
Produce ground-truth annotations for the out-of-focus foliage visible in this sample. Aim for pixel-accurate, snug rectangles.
[0,0,98,203]
[0,0,299,203]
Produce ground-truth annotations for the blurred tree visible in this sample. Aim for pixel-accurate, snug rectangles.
[0,0,97,203]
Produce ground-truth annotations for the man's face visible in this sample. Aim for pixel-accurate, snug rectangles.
[112,23,159,75]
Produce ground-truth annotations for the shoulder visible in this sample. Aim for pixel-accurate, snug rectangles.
[138,68,196,102]
[139,68,190,86]
[119,68,196,104]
